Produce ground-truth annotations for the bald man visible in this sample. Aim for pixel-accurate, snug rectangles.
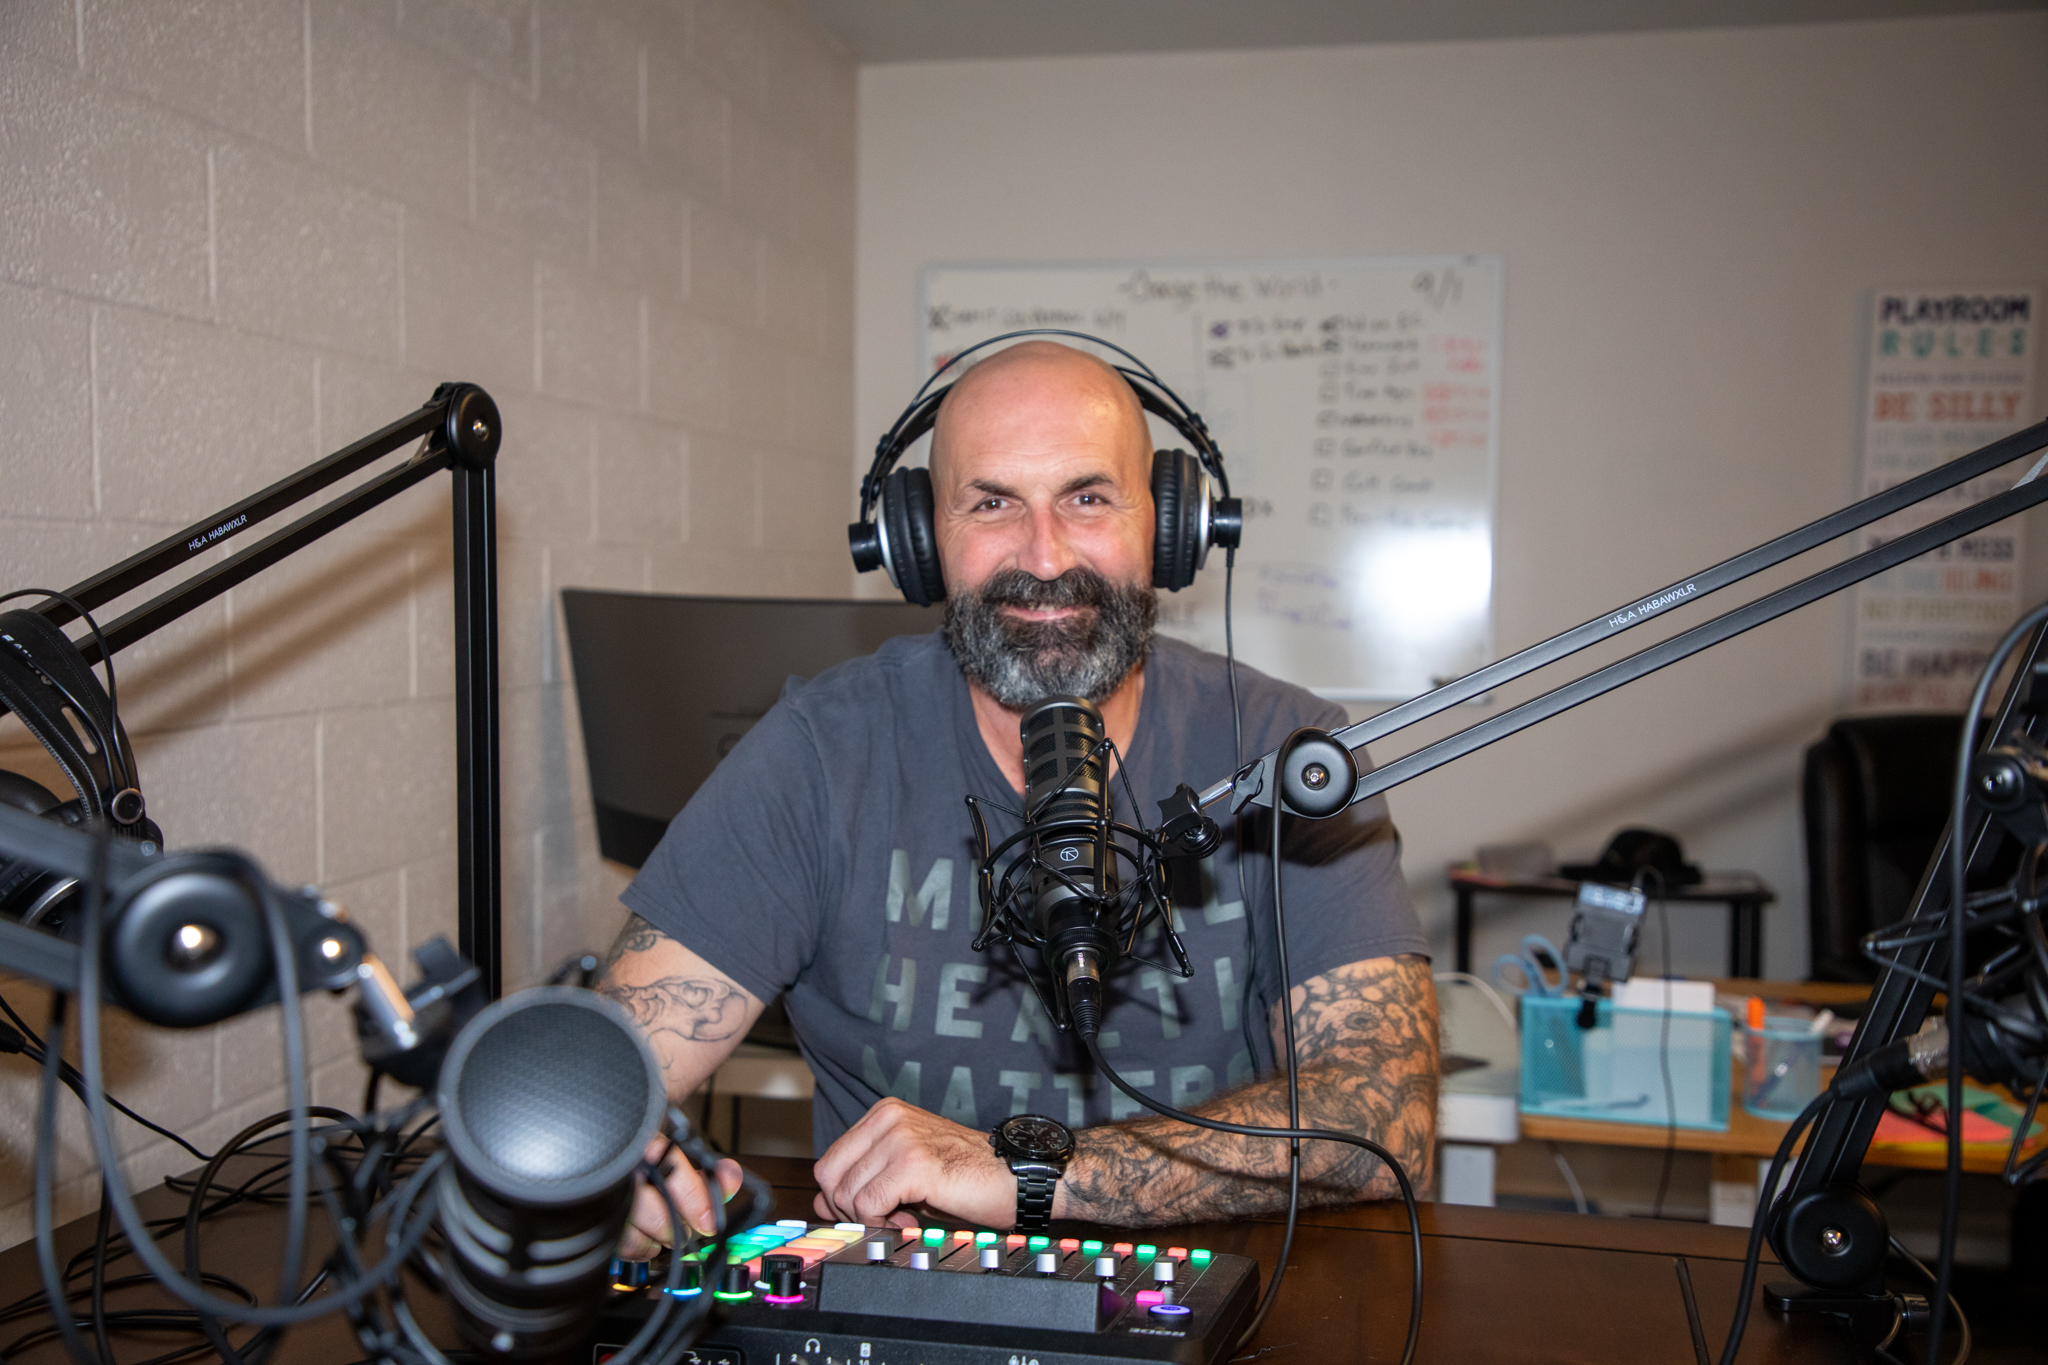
[603,343,1436,1252]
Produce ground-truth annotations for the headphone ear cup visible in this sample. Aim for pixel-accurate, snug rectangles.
[1151,450,1204,591]
[0,770,75,924]
[882,466,946,607]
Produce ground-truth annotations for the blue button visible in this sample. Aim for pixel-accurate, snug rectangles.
[1149,1302,1194,1319]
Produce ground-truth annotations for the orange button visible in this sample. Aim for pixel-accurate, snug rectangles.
[952,1230,975,1243]
[1006,1235,1028,1249]
[1165,1247,1189,1262]
[1058,1238,1080,1252]
[1112,1242,1135,1256]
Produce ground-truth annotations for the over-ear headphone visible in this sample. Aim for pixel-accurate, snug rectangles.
[0,590,161,929]
[848,330,1244,607]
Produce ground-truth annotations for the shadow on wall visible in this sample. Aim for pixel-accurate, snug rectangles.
[1517,703,1840,860]
[1410,701,1843,976]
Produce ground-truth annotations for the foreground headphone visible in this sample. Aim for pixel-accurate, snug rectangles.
[0,592,160,928]
[848,330,1243,607]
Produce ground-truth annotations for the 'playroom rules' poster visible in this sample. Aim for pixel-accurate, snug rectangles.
[1851,286,2040,712]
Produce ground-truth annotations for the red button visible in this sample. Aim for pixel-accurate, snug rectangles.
[1112,1242,1135,1256]
[1165,1247,1189,1262]
[1058,1238,1080,1253]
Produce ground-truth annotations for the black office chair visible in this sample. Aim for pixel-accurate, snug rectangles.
[1801,715,1960,983]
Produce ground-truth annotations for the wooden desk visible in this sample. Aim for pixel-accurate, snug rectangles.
[1449,867,1776,977]
[0,1154,1867,1363]
[1521,978,2044,1177]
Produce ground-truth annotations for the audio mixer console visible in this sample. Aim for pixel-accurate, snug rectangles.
[595,1219,1258,1365]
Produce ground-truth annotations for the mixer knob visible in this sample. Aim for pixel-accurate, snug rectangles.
[718,1261,754,1297]
[762,1254,803,1302]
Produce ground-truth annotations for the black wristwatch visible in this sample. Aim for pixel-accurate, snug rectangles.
[989,1114,1074,1234]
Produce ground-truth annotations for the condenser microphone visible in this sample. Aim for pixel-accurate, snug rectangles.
[1019,695,1120,1039]
[434,987,666,1360]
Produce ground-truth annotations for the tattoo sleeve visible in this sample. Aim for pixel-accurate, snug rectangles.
[597,913,754,1078]
[1057,954,1439,1227]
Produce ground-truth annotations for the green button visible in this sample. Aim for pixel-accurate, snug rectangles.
[1081,1240,1104,1255]
[922,1228,947,1246]
[975,1231,998,1245]
[1190,1249,1212,1264]
[1027,1236,1051,1250]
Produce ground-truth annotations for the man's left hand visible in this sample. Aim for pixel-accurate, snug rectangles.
[812,1098,1017,1228]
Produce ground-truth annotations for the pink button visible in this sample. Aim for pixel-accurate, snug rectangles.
[1135,1290,1165,1307]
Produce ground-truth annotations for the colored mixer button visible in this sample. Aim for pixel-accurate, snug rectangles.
[1081,1240,1104,1256]
[1165,1247,1188,1262]
[922,1228,948,1247]
[1027,1236,1051,1251]
[1111,1242,1135,1257]
[1006,1234,1028,1249]
[1190,1249,1213,1265]
[975,1231,998,1245]
[1149,1302,1194,1319]
[1135,1244,1158,1259]
[952,1230,976,1244]
[1058,1238,1081,1253]
[1134,1290,1165,1307]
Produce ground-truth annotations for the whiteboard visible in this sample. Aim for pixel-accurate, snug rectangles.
[919,257,1503,699]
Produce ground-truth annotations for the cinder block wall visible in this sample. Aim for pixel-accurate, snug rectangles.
[0,0,854,1244]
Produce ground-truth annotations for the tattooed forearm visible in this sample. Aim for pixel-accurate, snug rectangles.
[601,976,751,1042]
[1057,954,1439,1227]
[596,913,759,1089]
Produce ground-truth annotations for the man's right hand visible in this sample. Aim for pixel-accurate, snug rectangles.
[619,1135,747,1261]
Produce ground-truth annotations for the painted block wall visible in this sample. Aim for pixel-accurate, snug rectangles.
[0,0,854,1244]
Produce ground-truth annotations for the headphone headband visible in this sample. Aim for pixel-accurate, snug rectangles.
[859,330,1231,524]
[850,330,1242,603]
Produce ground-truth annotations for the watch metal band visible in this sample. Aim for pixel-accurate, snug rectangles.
[1015,1171,1057,1233]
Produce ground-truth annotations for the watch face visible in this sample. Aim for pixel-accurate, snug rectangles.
[999,1114,1073,1161]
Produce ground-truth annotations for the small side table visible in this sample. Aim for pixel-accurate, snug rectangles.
[1447,866,1776,978]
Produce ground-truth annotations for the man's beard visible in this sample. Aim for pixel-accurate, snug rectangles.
[943,567,1158,708]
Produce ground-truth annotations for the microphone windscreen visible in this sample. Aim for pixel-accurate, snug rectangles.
[435,988,666,1359]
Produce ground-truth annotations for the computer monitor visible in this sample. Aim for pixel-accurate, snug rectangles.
[560,590,940,868]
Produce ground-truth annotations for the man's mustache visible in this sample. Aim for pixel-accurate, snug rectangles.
[978,568,1112,611]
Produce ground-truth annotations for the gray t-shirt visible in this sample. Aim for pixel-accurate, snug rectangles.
[624,632,1426,1151]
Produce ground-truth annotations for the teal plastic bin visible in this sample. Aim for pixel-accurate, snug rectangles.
[1519,995,1731,1131]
